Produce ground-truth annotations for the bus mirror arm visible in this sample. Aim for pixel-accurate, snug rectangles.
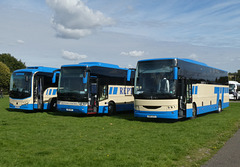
[52,70,60,83]
[83,71,88,84]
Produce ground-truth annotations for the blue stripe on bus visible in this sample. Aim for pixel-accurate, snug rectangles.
[52,89,57,95]
[214,87,220,106]
[57,104,88,114]
[113,87,118,95]
[9,103,34,110]
[192,86,198,95]
[43,103,48,110]
[195,86,198,94]
[221,87,225,104]
[109,87,113,95]
[214,87,228,106]
[46,89,48,95]
[49,89,52,95]
[134,110,179,119]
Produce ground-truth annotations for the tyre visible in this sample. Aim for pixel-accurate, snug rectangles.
[217,100,222,113]
[191,103,197,119]
[50,98,57,112]
[108,102,116,116]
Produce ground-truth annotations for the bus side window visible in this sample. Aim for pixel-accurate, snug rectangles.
[186,82,192,103]
[91,83,97,94]
[99,85,107,101]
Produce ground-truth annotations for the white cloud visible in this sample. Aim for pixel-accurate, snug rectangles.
[17,40,24,44]
[120,50,145,57]
[62,50,87,60]
[46,0,114,39]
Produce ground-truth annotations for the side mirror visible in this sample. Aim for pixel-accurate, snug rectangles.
[52,71,60,83]
[83,72,88,84]
[173,67,178,80]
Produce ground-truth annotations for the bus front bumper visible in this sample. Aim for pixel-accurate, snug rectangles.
[9,103,34,110]
[9,97,34,110]
[57,104,88,114]
[134,99,179,119]
[134,110,179,119]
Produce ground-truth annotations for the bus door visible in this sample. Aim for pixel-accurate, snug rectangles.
[178,78,186,117]
[34,76,44,110]
[88,78,98,114]
[178,78,192,118]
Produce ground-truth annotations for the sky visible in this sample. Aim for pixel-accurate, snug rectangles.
[1,0,240,72]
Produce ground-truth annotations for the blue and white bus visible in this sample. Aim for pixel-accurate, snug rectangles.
[229,81,240,100]
[9,66,59,111]
[57,62,135,115]
[134,58,229,119]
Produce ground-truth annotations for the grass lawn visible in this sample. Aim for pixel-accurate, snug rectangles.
[1,96,240,167]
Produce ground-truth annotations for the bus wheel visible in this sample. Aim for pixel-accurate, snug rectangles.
[108,102,116,116]
[191,103,197,119]
[50,98,57,112]
[217,100,222,113]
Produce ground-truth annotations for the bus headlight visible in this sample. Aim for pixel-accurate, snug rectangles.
[22,102,29,105]
[134,105,140,110]
[78,102,87,106]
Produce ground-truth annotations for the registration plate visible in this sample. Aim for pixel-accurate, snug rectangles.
[66,108,74,112]
[147,115,157,118]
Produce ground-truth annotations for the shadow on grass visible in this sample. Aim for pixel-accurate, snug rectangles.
[46,110,104,118]
[6,108,42,114]
[111,110,181,123]
[6,107,106,119]
[112,109,225,123]
[6,107,185,123]
[7,107,220,123]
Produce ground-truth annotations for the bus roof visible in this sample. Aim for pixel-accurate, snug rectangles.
[62,62,127,70]
[138,58,227,72]
[138,58,207,65]
[13,66,58,74]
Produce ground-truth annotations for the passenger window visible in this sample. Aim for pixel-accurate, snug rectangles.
[186,82,192,103]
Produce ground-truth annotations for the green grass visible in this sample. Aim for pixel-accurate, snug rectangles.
[1,96,240,167]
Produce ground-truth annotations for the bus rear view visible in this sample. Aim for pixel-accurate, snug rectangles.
[134,58,229,119]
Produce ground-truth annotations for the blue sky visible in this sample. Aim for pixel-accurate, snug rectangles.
[1,0,240,72]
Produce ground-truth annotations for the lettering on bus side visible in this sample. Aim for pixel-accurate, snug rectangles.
[109,86,133,95]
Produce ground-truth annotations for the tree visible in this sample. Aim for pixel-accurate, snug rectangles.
[0,53,26,72]
[229,70,240,82]
[0,61,11,90]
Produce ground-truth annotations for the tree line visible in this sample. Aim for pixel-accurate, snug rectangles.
[0,53,26,92]
[229,70,240,83]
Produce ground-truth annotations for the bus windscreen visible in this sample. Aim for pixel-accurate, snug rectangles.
[9,72,32,99]
[134,60,176,99]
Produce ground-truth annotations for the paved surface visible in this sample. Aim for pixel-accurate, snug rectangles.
[202,129,240,167]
